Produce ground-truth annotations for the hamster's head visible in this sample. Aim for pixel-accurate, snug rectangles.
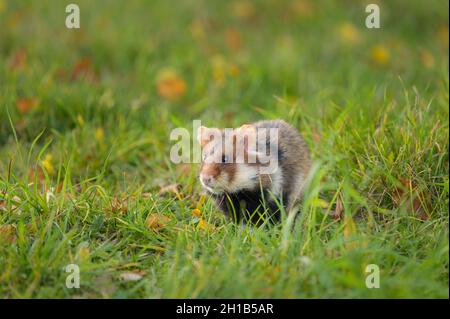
[197,124,261,194]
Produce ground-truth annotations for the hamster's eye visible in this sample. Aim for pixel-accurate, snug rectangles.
[221,155,229,164]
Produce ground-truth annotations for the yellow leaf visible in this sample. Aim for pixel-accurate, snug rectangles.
[197,218,214,231]
[145,213,171,231]
[76,246,90,261]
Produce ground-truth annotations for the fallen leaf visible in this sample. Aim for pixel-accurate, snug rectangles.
[119,271,144,282]
[28,166,45,184]
[145,213,171,231]
[197,218,214,231]
[76,246,90,262]
[192,208,202,217]
[0,224,17,243]
[158,184,182,200]
[16,98,39,114]
[156,68,186,101]
[393,178,430,220]
[110,193,128,215]
[71,57,96,81]
[330,196,344,220]
[225,27,241,52]
[343,214,358,250]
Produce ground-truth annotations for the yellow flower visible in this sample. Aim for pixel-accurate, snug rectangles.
[338,22,361,46]
[370,45,390,66]
[41,154,55,176]
[156,68,187,101]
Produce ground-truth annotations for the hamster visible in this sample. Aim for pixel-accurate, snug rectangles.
[197,119,311,224]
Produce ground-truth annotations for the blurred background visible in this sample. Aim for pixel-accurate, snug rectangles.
[0,0,448,182]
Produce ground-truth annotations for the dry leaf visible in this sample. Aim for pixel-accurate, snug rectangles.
[225,28,241,52]
[0,224,17,243]
[156,69,186,101]
[71,57,96,81]
[192,208,202,217]
[158,184,182,200]
[16,98,39,114]
[110,193,128,215]
[393,178,430,221]
[343,214,358,250]
[76,246,90,261]
[197,218,214,232]
[28,166,45,184]
[330,196,344,220]
[145,213,171,231]
[119,271,145,282]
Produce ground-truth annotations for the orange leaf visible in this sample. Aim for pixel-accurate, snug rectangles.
[192,208,202,217]
[156,69,186,101]
[225,28,241,52]
[71,57,96,81]
[393,178,430,220]
[16,98,39,114]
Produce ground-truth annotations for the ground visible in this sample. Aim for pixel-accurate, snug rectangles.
[0,0,448,298]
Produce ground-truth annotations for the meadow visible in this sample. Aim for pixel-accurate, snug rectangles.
[0,0,448,298]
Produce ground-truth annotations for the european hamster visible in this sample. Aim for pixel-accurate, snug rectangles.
[197,119,311,224]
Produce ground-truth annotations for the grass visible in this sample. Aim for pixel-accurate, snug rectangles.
[0,0,448,298]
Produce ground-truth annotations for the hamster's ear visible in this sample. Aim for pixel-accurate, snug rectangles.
[237,124,257,153]
[197,126,220,147]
